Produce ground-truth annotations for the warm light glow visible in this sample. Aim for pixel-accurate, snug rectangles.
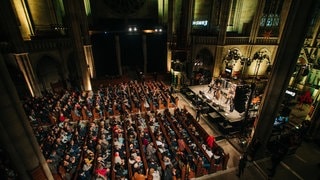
[12,0,34,39]
[83,45,95,78]
[167,45,172,72]
[143,29,154,33]
[84,75,92,91]
[15,53,35,97]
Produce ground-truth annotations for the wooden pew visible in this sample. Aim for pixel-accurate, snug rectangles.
[131,114,149,172]
[154,111,185,178]
[143,113,166,171]
[178,108,229,173]
[123,117,133,178]
[174,112,212,176]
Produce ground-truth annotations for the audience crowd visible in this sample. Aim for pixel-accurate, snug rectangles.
[22,80,229,180]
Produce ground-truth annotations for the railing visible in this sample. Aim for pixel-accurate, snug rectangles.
[24,38,72,52]
[192,36,278,45]
[225,37,250,45]
[192,36,217,45]
[255,37,278,45]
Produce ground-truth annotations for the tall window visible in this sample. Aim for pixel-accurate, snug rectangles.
[227,0,237,27]
[260,14,280,27]
[259,0,284,37]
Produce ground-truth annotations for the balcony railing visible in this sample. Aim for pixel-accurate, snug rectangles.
[225,37,250,44]
[25,38,72,52]
[192,36,217,44]
[192,36,278,45]
[255,37,278,45]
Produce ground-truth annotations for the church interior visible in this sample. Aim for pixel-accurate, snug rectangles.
[0,0,320,179]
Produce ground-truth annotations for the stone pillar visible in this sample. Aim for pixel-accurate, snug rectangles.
[166,0,174,72]
[115,35,123,76]
[14,53,42,97]
[142,35,148,74]
[0,1,41,97]
[248,0,265,44]
[0,54,53,179]
[83,45,96,78]
[277,0,293,44]
[177,0,194,48]
[217,0,231,45]
[167,0,174,40]
[63,0,92,91]
[78,0,96,80]
[214,46,225,77]
[247,0,317,160]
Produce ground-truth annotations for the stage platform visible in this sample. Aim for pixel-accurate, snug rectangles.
[181,84,244,135]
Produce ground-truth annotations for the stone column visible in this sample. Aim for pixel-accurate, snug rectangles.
[0,1,41,97]
[248,0,265,44]
[214,46,225,77]
[277,0,293,44]
[115,35,123,76]
[166,0,174,72]
[83,45,96,78]
[63,0,92,91]
[217,0,231,45]
[14,53,42,97]
[0,54,53,179]
[247,0,318,160]
[78,0,96,80]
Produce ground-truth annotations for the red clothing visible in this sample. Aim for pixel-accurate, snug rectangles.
[207,136,215,149]
[178,139,186,152]
[59,115,65,122]
[95,168,107,177]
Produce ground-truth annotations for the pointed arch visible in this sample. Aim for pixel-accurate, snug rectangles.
[194,48,214,84]
[36,55,63,92]
[247,48,271,78]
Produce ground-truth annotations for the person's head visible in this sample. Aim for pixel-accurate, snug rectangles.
[149,168,155,174]
[138,168,144,174]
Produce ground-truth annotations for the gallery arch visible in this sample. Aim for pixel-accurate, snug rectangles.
[247,48,271,79]
[36,56,62,93]
[192,48,214,84]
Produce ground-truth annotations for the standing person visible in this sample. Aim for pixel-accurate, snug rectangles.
[268,144,288,177]
[163,165,173,180]
[196,106,201,122]
[229,98,235,112]
[208,82,214,93]
[236,153,247,178]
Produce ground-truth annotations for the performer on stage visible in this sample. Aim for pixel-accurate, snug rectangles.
[225,85,235,105]
[208,82,214,93]
[213,81,221,100]
[207,78,215,93]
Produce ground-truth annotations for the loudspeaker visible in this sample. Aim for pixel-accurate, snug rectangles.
[234,86,249,113]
